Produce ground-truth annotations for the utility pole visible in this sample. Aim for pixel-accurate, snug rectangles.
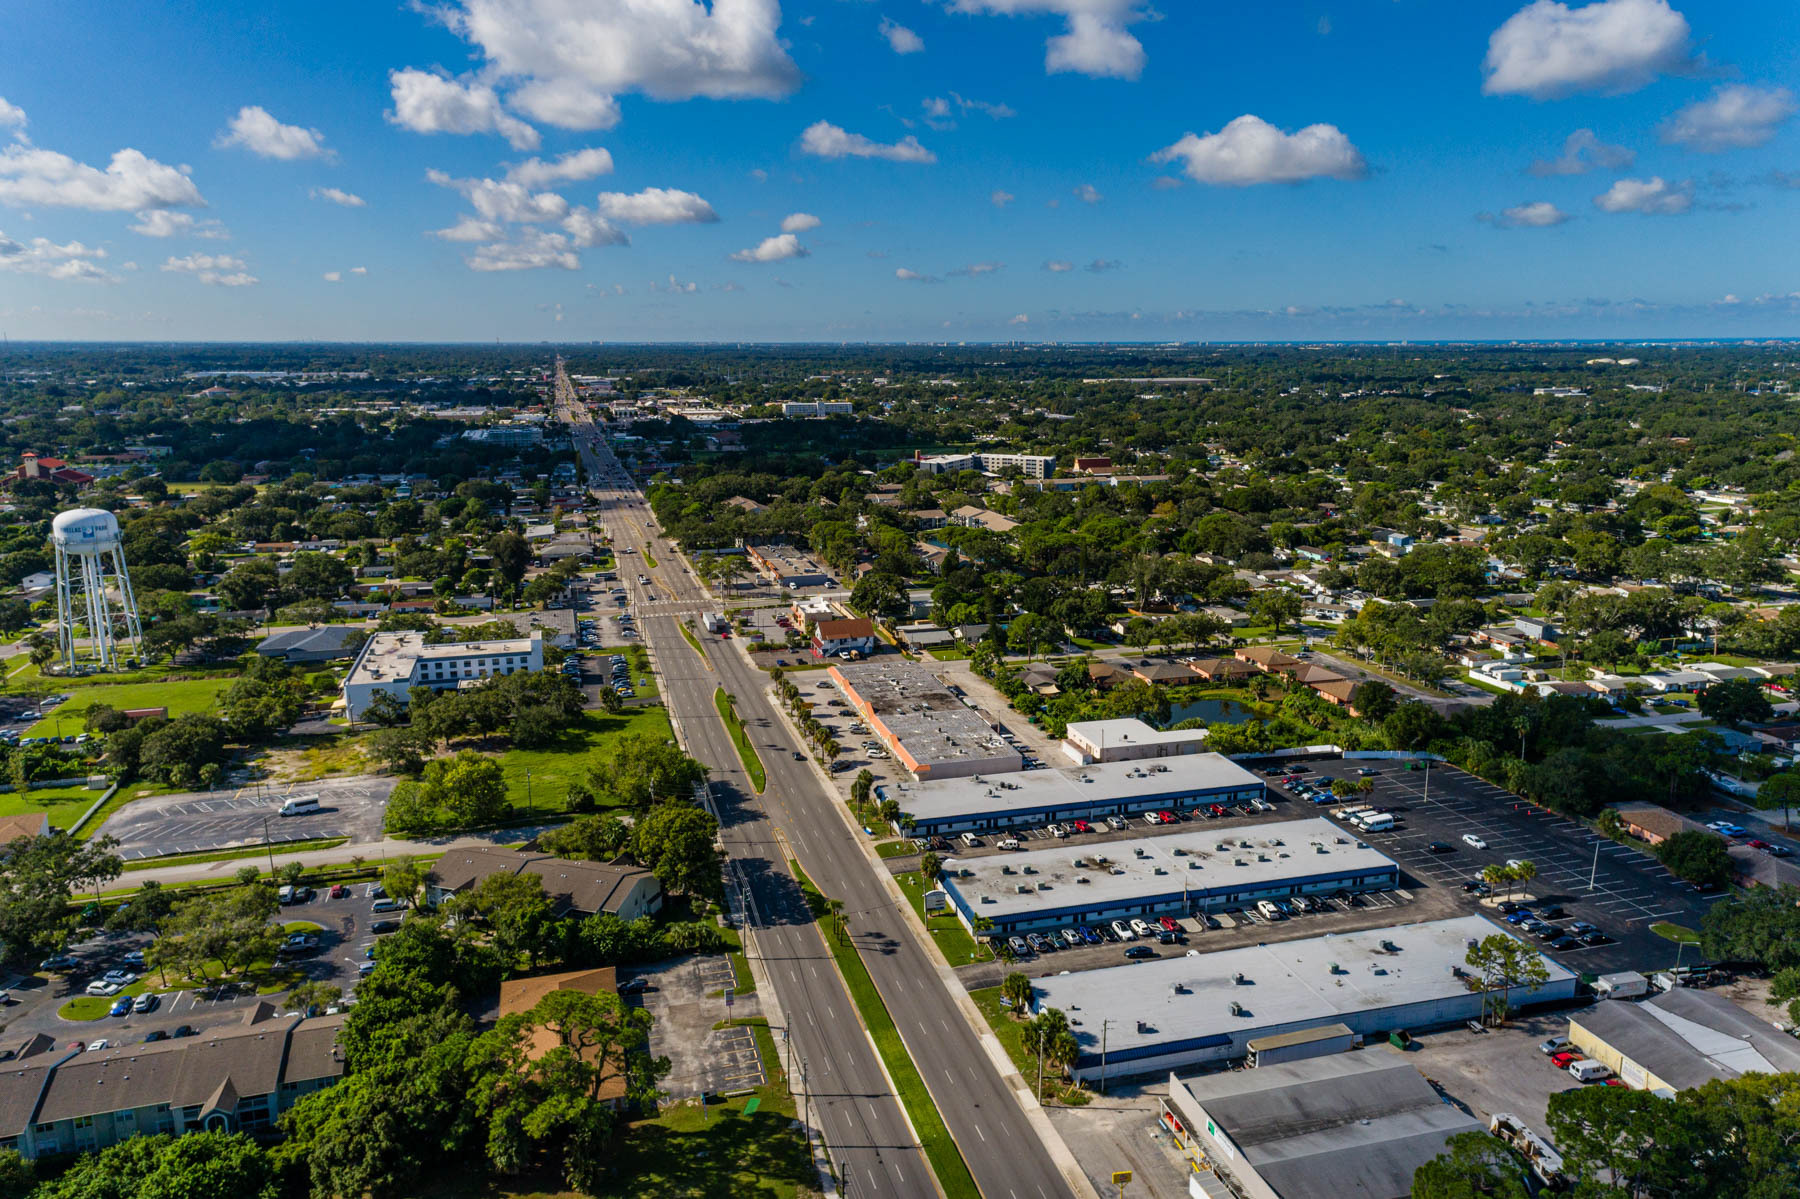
[262,815,276,876]
[1038,1021,1046,1100]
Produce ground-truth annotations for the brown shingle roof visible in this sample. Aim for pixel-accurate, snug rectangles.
[429,847,659,917]
[814,618,874,641]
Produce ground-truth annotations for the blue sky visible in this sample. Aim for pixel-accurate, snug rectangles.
[0,0,1797,342]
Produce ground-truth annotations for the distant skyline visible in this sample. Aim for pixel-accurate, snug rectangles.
[0,0,1797,342]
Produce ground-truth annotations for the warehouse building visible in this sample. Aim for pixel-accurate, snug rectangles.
[831,659,1021,780]
[880,753,1265,836]
[1162,1051,1486,1199]
[1568,987,1800,1092]
[1061,717,1209,765]
[1027,916,1576,1083]
[937,818,1398,937]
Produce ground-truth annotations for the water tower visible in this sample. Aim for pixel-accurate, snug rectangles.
[51,508,144,671]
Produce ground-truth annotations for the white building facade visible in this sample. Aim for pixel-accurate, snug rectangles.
[343,630,544,720]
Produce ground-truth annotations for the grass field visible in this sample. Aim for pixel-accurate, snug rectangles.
[790,860,979,1199]
[25,677,236,737]
[970,986,1087,1105]
[498,705,675,813]
[2,660,238,697]
[896,870,992,964]
[0,783,106,831]
[1652,922,1701,944]
[715,688,766,793]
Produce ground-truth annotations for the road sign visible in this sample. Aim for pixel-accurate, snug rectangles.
[1111,1170,1132,1186]
[725,986,735,1007]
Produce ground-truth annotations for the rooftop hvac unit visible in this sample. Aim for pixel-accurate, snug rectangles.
[1170,982,1188,995]
[1381,940,1399,953]
[1188,861,1202,869]
[1156,765,1170,772]
[1234,972,1248,986]
[1134,847,1148,858]
[1230,1001,1244,1016]
[1136,1020,1150,1034]
[1370,965,1388,976]
[980,895,995,903]
[1076,876,1090,884]
[1000,865,1014,874]
[1329,962,1343,975]
[1111,867,1126,876]
[1450,965,1465,978]
[1023,865,1037,874]
[1171,847,1187,856]
[1016,884,1032,894]
[1233,859,1246,867]
[1153,866,1167,875]
[1316,845,1329,854]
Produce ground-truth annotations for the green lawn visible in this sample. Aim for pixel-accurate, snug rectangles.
[679,621,707,659]
[498,705,675,813]
[896,870,991,963]
[1651,922,1701,944]
[714,688,766,793]
[0,783,107,832]
[2,661,237,698]
[26,677,236,737]
[875,839,917,859]
[790,861,980,1199]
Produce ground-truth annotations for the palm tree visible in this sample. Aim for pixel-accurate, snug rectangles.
[827,898,847,944]
[1481,863,1508,899]
[1510,860,1537,902]
[1000,971,1033,1016]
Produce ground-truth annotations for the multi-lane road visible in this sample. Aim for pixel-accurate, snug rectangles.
[557,361,1081,1199]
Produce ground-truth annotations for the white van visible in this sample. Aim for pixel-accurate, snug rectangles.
[960,832,983,848]
[996,838,1021,851]
[1567,1060,1610,1083]
[1256,900,1288,921]
[278,795,321,817]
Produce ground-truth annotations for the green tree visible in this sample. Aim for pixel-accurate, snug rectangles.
[419,750,508,828]
[488,531,531,590]
[1545,1083,1700,1198]
[1464,933,1550,1026]
[1696,677,1774,728]
[1751,770,1800,833]
[0,833,123,960]
[631,804,721,898]
[0,1149,30,1199]
[1655,829,1734,888]
[36,1131,278,1199]
[1000,971,1033,1015]
[1701,885,1800,969]
[1410,1131,1532,1199]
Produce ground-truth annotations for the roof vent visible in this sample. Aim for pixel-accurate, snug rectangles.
[1230,1001,1244,1016]
[1234,972,1248,985]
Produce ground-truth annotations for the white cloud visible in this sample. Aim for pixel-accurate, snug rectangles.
[1009,312,1029,324]
[161,252,257,286]
[1593,175,1693,214]
[311,186,367,207]
[128,210,228,238]
[1043,259,1074,272]
[387,69,540,150]
[800,121,936,164]
[323,271,341,282]
[561,208,628,248]
[505,148,615,187]
[0,230,114,281]
[351,266,367,274]
[950,261,1004,277]
[467,227,580,272]
[0,97,24,135]
[1529,128,1635,175]
[952,92,1015,119]
[215,106,330,160]
[895,267,939,282]
[1483,0,1692,99]
[880,17,924,54]
[731,232,808,262]
[0,144,203,212]
[1662,85,1797,153]
[949,1,1149,80]
[434,216,505,242]
[1151,114,1365,186]
[781,212,821,233]
[1086,258,1120,272]
[408,0,799,136]
[1072,183,1103,204]
[595,187,718,224]
[654,273,699,293]
[1478,201,1571,227]
[428,169,569,223]
[990,189,1015,207]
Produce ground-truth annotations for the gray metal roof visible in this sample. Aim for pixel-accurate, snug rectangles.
[1177,1050,1484,1199]
[884,753,1264,825]
[1572,988,1800,1091]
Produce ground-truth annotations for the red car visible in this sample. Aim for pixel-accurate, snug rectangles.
[328,884,350,899]
[1158,810,1178,824]
[1603,1078,1628,1087]
[1071,820,1092,834]
[1748,839,1771,850]
[1157,916,1179,933]
[1208,804,1227,818]
[1550,1051,1580,1070]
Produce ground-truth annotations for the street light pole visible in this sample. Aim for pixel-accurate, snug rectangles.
[1100,1018,1113,1097]
[262,815,276,876]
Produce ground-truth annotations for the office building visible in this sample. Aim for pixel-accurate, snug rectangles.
[939,818,1397,938]
[342,630,544,721]
[1061,717,1209,765]
[831,660,1021,780]
[1026,916,1576,1082]
[880,754,1264,837]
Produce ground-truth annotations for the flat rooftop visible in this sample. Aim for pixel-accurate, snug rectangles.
[1030,916,1575,1062]
[346,630,540,686]
[942,818,1396,920]
[882,753,1263,823]
[833,660,1016,769]
[1066,717,1209,749]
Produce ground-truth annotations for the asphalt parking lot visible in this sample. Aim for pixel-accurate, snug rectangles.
[1269,759,1722,974]
[97,776,394,859]
[631,952,767,1101]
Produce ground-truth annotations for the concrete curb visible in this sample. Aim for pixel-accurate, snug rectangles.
[763,677,1101,1199]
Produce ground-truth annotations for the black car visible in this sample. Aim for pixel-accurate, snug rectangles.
[369,919,401,935]
[618,977,649,994]
[1497,901,1519,914]
[1123,945,1157,960]
[1426,841,1455,854]
[1549,936,1581,951]
[142,1029,168,1042]
[1579,931,1611,946]
[1537,905,1565,919]
[1097,923,1121,943]
[172,1025,197,1038]
[792,751,805,761]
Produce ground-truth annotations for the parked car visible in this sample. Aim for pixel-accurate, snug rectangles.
[109,997,132,1017]
[1110,920,1137,941]
[132,992,157,1013]
[1105,815,1129,830]
[618,977,649,994]
[1462,834,1488,850]
[1539,1036,1571,1055]
[1123,945,1157,960]
[84,979,123,997]
[1007,936,1029,957]
[1426,841,1455,853]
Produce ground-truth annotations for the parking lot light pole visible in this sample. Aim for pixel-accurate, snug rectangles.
[261,815,276,876]
[1589,841,1600,891]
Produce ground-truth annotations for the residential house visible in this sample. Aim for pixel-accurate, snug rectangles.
[493,968,633,1109]
[949,505,1021,534]
[906,509,949,530]
[426,848,663,920]
[1132,661,1193,686]
[813,618,877,659]
[1187,657,1257,683]
[1611,803,1711,846]
[1235,647,1301,674]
